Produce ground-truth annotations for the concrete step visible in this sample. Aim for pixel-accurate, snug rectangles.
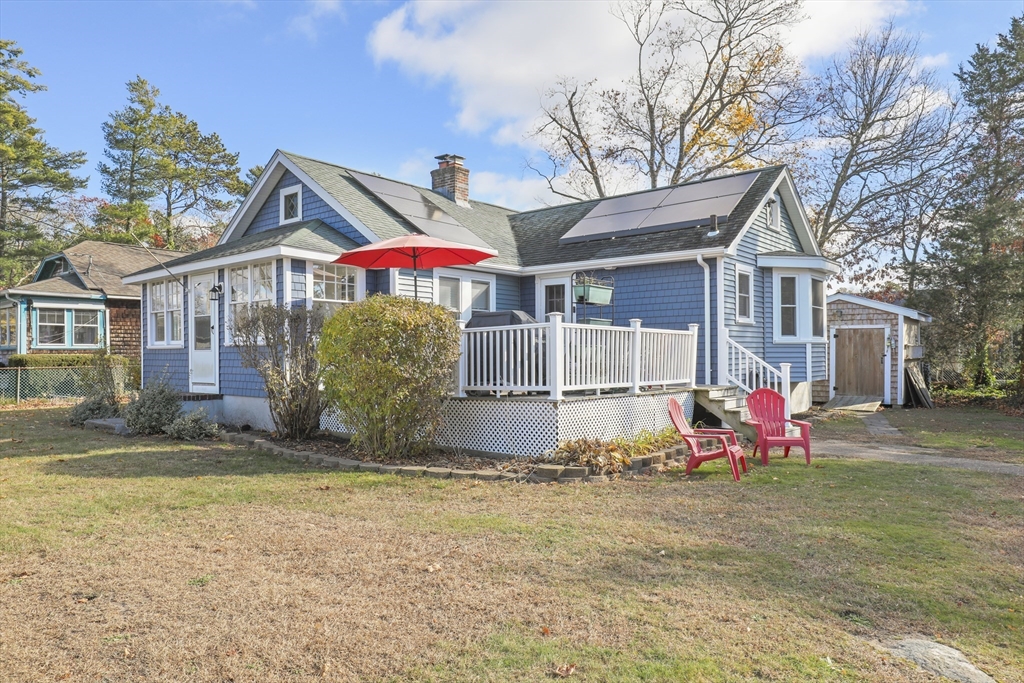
[693,385,739,401]
[692,392,757,443]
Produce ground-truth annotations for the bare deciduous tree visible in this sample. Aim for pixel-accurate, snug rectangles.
[530,0,808,200]
[803,23,964,271]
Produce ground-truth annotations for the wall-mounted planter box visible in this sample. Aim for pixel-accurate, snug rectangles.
[573,282,613,305]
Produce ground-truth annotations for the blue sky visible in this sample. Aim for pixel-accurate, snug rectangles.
[2,0,1021,210]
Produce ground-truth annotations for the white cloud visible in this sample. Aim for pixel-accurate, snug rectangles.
[289,0,344,42]
[918,52,950,70]
[470,171,562,210]
[785,0,914,61]
[369,0,914,145]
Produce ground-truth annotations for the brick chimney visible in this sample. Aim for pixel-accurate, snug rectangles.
[431,154,470,207]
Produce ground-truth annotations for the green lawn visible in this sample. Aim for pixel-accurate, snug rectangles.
[1,407,1022,682]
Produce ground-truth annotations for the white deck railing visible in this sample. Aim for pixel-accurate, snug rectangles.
[458,314,698,399]
[724,336,791,417]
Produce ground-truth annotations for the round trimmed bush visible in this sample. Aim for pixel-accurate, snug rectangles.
[319,295,461,459]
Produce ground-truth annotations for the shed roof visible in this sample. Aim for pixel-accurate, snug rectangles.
[827,293,932,322]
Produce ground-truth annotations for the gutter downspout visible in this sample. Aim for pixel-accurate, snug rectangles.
[696,255,711,385]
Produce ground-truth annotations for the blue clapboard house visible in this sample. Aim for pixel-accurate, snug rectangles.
[123,151,838,454]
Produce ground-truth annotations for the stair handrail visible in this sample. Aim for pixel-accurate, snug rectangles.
[725,338,791,418]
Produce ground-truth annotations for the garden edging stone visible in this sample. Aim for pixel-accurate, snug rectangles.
[219,431,687,485]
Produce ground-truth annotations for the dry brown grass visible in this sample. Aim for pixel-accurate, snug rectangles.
[1,407,1021,682]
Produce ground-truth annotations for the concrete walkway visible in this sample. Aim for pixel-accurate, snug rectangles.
[862,412,903,437]
[814,440,1024,476]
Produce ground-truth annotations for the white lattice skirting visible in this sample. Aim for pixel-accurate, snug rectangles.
[321,390,694,457]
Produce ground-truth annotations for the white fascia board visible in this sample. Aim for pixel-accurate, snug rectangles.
[757,254,840,274]
[104,295,142,301]
[727,170,821,257]
[31,300,105,310]
[218,151,288,244]
[520,247,726,276]
[277,154,380,245]
[123,246,360,284]
[5,289,96,299]
[827,293,933,322]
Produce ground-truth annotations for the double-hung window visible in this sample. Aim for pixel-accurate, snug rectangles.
[150,280,182,346]
[38,309,65,346]
[73,311,99,345]
[229,261,275,341]
[779,276,797,337]
[736,266,753,324]
[811,278,825,338]
[0,308,16,348]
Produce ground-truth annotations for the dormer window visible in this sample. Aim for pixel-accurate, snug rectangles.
[280,185,302,224]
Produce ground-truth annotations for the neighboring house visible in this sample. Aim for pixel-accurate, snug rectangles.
[817,294,932,406]
[123,151,838,450]
[0,241,186,364]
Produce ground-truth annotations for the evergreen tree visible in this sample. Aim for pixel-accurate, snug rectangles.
[0,40,86,287]
[151,110,240,248]
[96,77,165,240]
[229,164,264,200]
[923,17,1024,387]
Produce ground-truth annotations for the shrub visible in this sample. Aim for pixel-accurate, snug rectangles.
[68,394,120,426]
[319,295,461,459]
[9,354,99,368]
[123,377,181,435]
[163,408,219,440]
[232,303,326,439]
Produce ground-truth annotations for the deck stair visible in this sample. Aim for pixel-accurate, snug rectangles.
[692,385,758,442]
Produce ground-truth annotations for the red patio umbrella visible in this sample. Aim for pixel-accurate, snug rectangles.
[332,234,498,300]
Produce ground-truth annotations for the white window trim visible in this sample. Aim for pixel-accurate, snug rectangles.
[735,264,755,325]
[433,267,496,322]
[36,309,68,347]
[772,269,827,344]
[147,280,185,349]
[770,194,781,231]
[811,276,825,339]
[279,185,303,225]
[310,262,365,307]
[226,261,277,345]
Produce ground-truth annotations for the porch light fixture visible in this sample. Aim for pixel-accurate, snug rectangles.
[208,283,224,301]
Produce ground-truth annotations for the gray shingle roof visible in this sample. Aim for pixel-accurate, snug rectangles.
[61,241,187,297]
[284,152,783,268]
[10,274,93,297]
[129,219,362,277]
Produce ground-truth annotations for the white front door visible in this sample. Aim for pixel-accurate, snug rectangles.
[536,276,572,322]
[189,272,218,393]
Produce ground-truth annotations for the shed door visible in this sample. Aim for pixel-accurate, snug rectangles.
[835,328,885,398]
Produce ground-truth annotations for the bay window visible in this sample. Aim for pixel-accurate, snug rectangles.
[773,270,827,342]
[149,279,182,346]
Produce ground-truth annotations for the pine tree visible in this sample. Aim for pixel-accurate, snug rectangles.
[0,40,86,287]
[923,17,1024,387]
[96,77,165,241]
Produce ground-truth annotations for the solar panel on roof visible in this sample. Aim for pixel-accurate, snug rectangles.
[350,171,492,248]
[559,171,759,245]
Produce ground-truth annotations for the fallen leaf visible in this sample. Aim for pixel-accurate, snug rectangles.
[554,663,577,677]
[317,485,331,491]
[541,626,551,636]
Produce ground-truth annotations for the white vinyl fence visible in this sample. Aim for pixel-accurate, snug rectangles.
[458,314,699,398]
[0,366,131,404]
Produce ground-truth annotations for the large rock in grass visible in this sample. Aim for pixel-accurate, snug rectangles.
[889,639,995,683]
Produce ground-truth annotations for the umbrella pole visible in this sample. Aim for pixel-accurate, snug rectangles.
[413,253,418,301]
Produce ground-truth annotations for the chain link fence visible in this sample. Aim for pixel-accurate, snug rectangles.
[0,366,131,404]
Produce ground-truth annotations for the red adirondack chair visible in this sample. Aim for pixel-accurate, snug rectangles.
[668,397,747,481]
[744,388,812,466]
